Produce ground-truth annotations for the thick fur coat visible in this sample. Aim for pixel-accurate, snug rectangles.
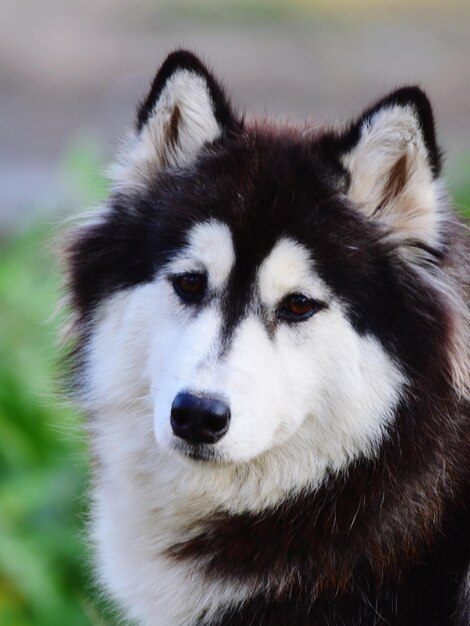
[62,51,470,625]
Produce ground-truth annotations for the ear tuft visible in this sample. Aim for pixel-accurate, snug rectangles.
[339,87,441,177]
[331,87,446,264]
[110,50,240,188]
[136,49,238,135]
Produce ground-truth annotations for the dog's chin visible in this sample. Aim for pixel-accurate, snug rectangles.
[170,440,230,466]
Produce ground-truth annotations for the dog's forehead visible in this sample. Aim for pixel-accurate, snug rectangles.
[153,127,379,318]
[153,125,359,256]
[179,219,328,302]
[184,220,235,289]
[257,238,331,305]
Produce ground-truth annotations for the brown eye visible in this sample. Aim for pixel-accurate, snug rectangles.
[279,293,321,322]
[172,273,207,303]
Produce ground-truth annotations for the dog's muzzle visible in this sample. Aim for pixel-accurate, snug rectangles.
[170,392,230,445]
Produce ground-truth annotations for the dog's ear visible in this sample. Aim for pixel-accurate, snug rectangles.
[331,87,444,262]
[111,50,240,188]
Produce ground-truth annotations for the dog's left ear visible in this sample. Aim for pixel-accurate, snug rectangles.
[111,50,240,188]
[333,87,444,261]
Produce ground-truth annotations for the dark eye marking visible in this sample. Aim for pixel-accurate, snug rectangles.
[171,272,207,304]
[278,293,325,323]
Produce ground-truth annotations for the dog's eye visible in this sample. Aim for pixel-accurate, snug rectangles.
[278,294,322,322]
[172,273,207,303]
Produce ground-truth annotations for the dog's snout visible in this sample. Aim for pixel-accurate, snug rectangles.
[170,392,230,445]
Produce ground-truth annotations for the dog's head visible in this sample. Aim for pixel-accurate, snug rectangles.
[66,51,467,482]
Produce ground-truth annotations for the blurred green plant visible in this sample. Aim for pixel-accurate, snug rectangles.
[0,225,97,625]
[0,143,468,625]
[0,142,114,626]
[451,154,470,216]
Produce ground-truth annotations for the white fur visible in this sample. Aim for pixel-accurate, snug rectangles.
[82,226,407,625]
[342,105,444,262]
[257,237,331,306]
[109,70,222,190]
[167,219,235,290]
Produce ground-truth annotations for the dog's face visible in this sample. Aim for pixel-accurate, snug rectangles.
[150,221,404,466]
[69,52,456,478]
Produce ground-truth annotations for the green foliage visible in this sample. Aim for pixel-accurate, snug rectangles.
[0,144,114,625]
[452,155,470,218]
[0,226,93,625]
[60,137,109,208]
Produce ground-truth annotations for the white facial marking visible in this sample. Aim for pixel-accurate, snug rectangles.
[257,237,330,306]
[167,219,235,289]
[152,303,223,449]
[151,219,234,449]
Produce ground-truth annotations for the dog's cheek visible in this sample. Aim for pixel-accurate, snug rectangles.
[267,307,406,469]
[219,316,325,461]
[83,284,159,413]
[304,308,406,464]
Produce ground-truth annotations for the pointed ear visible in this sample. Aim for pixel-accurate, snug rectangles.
[334,87,445,262]
[110,50,241,188]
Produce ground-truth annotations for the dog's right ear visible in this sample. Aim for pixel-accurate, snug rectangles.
[110,50,240,188]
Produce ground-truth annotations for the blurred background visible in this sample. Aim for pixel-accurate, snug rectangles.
[1,0,469,624]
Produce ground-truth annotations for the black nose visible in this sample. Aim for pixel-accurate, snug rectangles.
[170,392,230,445]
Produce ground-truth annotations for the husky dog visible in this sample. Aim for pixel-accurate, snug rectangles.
[63,50,470,625]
